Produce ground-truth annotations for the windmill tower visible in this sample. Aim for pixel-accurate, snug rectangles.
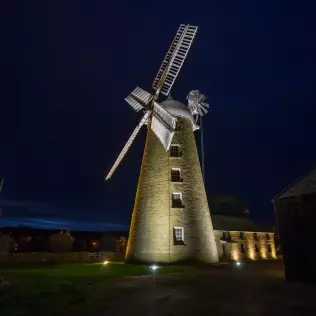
[106,25,219,264]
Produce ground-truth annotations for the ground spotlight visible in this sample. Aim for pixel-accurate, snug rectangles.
[235,261,241,267]
[150,264,158,271]
[103,260,109,265]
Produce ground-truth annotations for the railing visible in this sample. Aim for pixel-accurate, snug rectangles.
[88,252,100,261]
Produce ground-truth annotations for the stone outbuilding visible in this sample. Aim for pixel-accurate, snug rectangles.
[212,215,276,261]
[273,166,316,282]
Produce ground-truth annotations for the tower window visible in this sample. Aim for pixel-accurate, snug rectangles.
[172,192,183,208]
[174,227,184,241]
[170,145,181,157]
[254,233,258,241]
[268,244,272,252]
[171,168,182,182]
[240,232,245,240]
[175,122,181,131]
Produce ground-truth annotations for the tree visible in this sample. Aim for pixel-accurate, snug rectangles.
[17,236,32,252]
[72,238,86,252]
[116,236,127,252]
[29,237,46,252]
[47,231,73,253]
[0,233,15,253]
[209,196,247,216]
[100,235,117,251]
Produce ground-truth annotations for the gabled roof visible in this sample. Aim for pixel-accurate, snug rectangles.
[211,214,271,232]
[273,166,316,200]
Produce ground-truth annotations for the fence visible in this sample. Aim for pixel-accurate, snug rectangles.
[0,251,125,264]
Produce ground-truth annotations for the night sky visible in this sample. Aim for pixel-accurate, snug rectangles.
[1,1,315,231]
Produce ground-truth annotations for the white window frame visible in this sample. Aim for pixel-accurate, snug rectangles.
[174,227,184,241]
[172,192,182,201]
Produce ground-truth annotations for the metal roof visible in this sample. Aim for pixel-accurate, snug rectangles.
[211,214,271,232]
[161,99,198,129]
[273,166,316,200]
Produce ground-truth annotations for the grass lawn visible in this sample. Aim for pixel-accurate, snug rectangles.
[0,262,190,316]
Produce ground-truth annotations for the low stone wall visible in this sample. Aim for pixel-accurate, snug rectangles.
[0,251,125,264]
[100,251,125,262]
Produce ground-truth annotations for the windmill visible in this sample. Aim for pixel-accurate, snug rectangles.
[105,24,219,264]
[105,25,199,180]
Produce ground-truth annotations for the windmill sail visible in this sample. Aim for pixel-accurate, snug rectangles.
[131,87,153,105]
[105,112,150,180]
[125,87,153,112]
[151,102,176,150]
[125,95,144,112]
[152,24,198,96]
[107,24,199,181]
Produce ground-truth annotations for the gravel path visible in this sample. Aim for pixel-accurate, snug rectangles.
[102,261,316,316]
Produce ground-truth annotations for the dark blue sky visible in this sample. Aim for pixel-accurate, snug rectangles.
[1,1,315,231]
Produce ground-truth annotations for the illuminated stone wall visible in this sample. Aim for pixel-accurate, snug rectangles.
[215,230,277,261]
[125,114,219,263]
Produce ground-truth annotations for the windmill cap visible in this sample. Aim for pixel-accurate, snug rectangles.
[161,99,197,129]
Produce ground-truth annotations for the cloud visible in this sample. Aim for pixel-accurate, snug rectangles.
[0,216,128,232]
[0,200,128,231]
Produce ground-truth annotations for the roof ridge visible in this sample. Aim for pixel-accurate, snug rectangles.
[272,164,316,201]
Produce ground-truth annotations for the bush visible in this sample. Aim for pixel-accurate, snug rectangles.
[47,231,73,253]
[0,234,15,253]
[72,238,86,252]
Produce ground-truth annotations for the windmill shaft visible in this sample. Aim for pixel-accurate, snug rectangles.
[126,108,218,264]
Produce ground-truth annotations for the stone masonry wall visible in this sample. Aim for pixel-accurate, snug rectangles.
[215,230,277,261]
[125,115,219,263]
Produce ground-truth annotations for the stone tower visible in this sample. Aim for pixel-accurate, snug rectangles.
[125,99,219,264]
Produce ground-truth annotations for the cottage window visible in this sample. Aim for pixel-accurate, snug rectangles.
[241,244,246,253]
[222,245,226,256]
[255,244,259,252]
[222,231,230,240]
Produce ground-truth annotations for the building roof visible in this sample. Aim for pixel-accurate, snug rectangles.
[273,166,316,200]
[212,214,272,232]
